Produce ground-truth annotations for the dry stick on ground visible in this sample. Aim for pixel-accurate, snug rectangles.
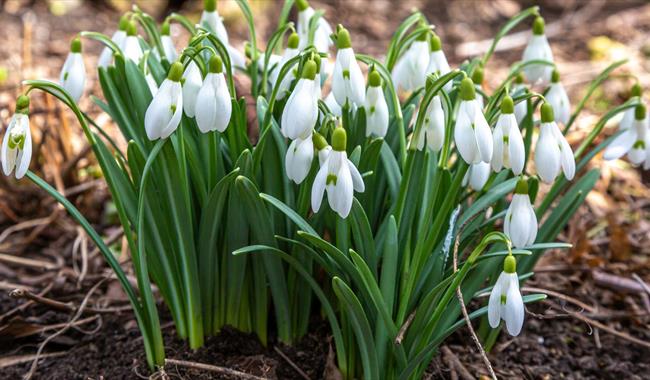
[9,287,132,315]
[441,346,475,380]
[23,278,107,380]
[164,358,268,380]
[274,346,311,380]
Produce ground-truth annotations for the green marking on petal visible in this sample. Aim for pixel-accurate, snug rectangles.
[326,174,337,185]
[500,294,507,305]
[170,104,177,114]
[503,135,509,144]
[342,69,350,79]
[64,72,69,81]
[370,106,375,114]
[8,133,25,150]
[633,140,646,149]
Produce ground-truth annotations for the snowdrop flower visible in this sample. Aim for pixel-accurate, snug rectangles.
[365,70,389,138]
[425,33,452,92]
[415,93,445,152]
[488,255,525,336]
[311,127,364,218]
[454,77,493,164]
[324,92,342,118]
[182,60,203,118]
[122,21,143,64]
[463,161,491,191]
[492,96,525,175]
[512,74,528,124]
[285,133,314,184]
[313,132,332,166]
[504,178,537,249]
[1,96,32,179]
[195,56,232,133]
[281,60,319,140]
[201,0,229,45]
[144,62,183,140]
[522,16,554,85]
[616,83,642,132]
[472,66,485,110]
[296,0,333,56]
[60,37,86,102]
[98,15,128,68]
[274,32,301,100]
[159,21,178,63]
[545,70,570,125]
[332,26,365,108]
[144,62,158,96]
[534,103,575,183]
[604,104,649,168]
[392,32,430,92]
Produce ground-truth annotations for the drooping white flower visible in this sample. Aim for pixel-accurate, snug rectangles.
[604,103,650,168]
[463,161,491,191]
[195,56,232,133]
[98,16,128,68]
[122,21,143,64]
[182,60,203,118]
[296,0,333,55]
[522,16,554,85]
[311,128,364,218]
[616,84,643,133]
[60,37,86,102]
[415,95,445,152]
[488,255,525,336]
[281,60,319,140]
[1,96,32,179]
[160,21,178,63]
[454,78,493,164]
[545,70,571,125]
[285,133,314,184]
[365,70,389,138]
[332,26,365,107]
[274,32,301,100]
[504,179,538,248]
[534,103,575,183]
[425,33,452,92]
[144,62,183,140]
[492,96,525,175]
[324,92,342,118]
[512,74,528,124]
[392,34,430,92]
[200,0,229,45]
[145,72,158,96]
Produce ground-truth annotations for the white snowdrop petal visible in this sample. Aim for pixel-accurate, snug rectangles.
[311,163,328,213]
[504,275,524,336]
[14,129,31,179]
[508,120,526,175]
[535,124,561,183]
[603,130,636,160]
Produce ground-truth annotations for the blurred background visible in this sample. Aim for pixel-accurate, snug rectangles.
[0,0,649,378]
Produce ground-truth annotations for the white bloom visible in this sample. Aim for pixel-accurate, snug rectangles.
[454,78,493,164]
[318,146,332,166]
[145,73,158,95]
[274,33,301,100]
[415,95,445,152]
[522,17,554,85]
[488,256,524,336]
[392,38,429,92]
[535,103,575,183]
[604,104,649,168]
[311,128,364,218]
[365,71,389,138]
[182,60,203,118]
[144,63,183,140]
[122,22,143,64]
[492,97,525,175]
[324,92,342,117]
[98,17,128,68]
[60,39,86,102]
[296,1,333,54]
[195,57,232,133]
[546,71,570,125]
[425,34,452,92]
[200,9,229,45]
[281,60,319,140]
[286,134,314,184]
[504,180,537,248]
[512,81,528,124]
[332,27,365,107]
[1,99,31,179]
[161,37,178,63]
[463,161,491,191]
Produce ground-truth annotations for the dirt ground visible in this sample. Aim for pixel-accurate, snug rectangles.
[0,0,649,379]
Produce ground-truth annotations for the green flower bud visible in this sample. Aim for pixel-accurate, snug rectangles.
[501,96,514,114]
[459,77,476,101]
[288,32,300,49]
[514,177,528,195]
[503,255,517,274]
[332,127,347,151]
[301,60,317,80]
[540,102,554,123]
[532,16,545,35]
[167,62,184,82]
[635,103,646,121]
[313,131,328,150]
[161,21,171,36]
[631,83,642,98]
[368,70,381,87]
[204,0,217,12]
[336,25,352,49]
[313,53,321,72]
[429,33,442,52]
[118,15,129,31]
[209,55,223,73]
[471,66,484,85]
[515,73,524,84]
[296,0,309,11]
[551,69,560,83]
[126,21,137,36]
[15,95,30,114]
[70,37,82,53]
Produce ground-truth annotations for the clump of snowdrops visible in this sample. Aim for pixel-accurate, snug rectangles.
[2,0,644,377]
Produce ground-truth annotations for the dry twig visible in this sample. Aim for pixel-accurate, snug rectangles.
[274,346,311,380]
[164,358,268,380]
